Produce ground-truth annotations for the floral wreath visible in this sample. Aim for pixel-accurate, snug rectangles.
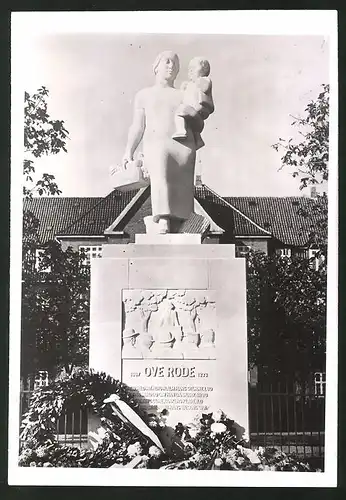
[19,369,316,471]
[19,369,163,468]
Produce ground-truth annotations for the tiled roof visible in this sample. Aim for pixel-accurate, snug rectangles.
[194,185,271,237]
[118,190,209,241]
[23,185,324,247]
[180,212,209,234]
[224,196,326,247]
[58,188,140,237]
[23,196,102,243]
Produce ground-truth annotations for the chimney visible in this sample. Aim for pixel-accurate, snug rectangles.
[310,186,317,198]
[195,174,202,187]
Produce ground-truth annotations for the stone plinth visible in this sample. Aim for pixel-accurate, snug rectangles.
[135,233,201,245]
[89,243,248,438]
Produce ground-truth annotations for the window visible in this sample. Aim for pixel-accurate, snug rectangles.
[314,372,326,397]
[35,249,51,273]
[276,248,291,258]
[308,248,324,271]
[235,245,251,258]
[34,370,49,389]
[79,245,103,266]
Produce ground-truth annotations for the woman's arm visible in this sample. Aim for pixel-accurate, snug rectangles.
[122,92,146,167]
[181,105,205,134]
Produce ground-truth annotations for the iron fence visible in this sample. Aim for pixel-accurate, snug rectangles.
[249,378,325,469]
[20,378,325,467]
[20,380,89,449]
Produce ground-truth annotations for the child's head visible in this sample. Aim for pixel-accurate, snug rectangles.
[188,57,210,80]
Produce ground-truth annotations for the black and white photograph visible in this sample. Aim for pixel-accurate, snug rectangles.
[9,11,338,487]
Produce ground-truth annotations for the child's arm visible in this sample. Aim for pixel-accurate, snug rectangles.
[196,77,214,115]
[196,76,212,94]
[180,80,189,92]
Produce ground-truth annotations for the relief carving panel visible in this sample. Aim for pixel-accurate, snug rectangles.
[122,289,216,359]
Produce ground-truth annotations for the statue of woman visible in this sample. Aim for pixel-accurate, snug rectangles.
[122,51,204,234]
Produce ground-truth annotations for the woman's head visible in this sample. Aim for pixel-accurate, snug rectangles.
[153,51,180,82]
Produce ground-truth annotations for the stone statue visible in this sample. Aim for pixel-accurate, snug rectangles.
[173,57,214,151]
[122,51,207,234]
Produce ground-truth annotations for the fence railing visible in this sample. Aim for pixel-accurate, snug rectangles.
[20,381,89,449]
[248,379,325,469]
[20,379,326,466]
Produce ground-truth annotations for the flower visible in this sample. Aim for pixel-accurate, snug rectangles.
[35,446,48,458]
[214,458,223,467]
[149,445,162,458]
[225,449,237,465]
[235,456,245,466]
[210,422,227,434]
[127,442,143,457]
[43,462,53,467]
[184,442,196,456]
[213,409,225,422]
[190,452,202,464]
[263,465,276,471]
[241,448,261,465]
[188,427,199,439]
[29,461,37,467]
[147,414,159,429]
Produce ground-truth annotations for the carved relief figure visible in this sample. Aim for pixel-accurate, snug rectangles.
[196,297,217,332]
[150,329,183,360]
[122,328,143,359]
[175,293,198,340]
[137,332,155,359]
[199,329,216,359]
[123,292,145,335]
[182,331,202,359]
[122,289,216,359]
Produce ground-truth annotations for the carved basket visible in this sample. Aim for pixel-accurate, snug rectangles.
[111,159,150,192]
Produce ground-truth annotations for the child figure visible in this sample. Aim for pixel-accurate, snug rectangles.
[172,57,214,150]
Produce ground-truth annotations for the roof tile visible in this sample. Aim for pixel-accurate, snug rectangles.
[23,196,102,243]
[224,196,326,247]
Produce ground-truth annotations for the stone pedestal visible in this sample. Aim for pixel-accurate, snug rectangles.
[89,238,249,438]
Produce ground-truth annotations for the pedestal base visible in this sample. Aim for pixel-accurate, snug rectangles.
[89,243,249,439]
[135,233,201,245]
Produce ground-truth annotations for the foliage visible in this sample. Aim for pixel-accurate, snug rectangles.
[24,86,69,198]
[272,84,329,250]
[21,241,90,377]
[22,86,82,378]
[19,370,151,468]
[272,84,329,189]
[19,370,317,471]
[246,250,326,376]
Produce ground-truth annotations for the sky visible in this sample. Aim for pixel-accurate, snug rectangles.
[16,26,330,198]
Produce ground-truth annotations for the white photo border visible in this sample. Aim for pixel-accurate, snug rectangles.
[9,10,338,487]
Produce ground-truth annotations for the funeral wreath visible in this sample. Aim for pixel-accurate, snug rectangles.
[19,369,319,471]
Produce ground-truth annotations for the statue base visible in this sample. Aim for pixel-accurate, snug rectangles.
[135,233,201,245]
[89,242,249,440]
